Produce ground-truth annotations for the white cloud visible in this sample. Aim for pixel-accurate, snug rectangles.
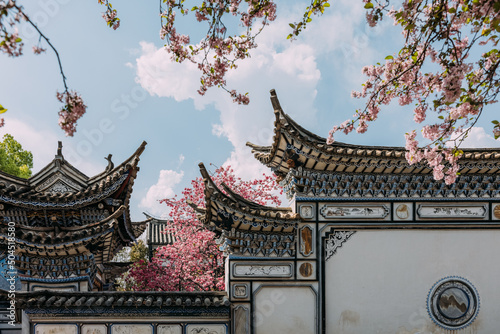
[177,154,185,168]
[139,169,184,217]
[455,127,500,148]
[133,0,385,181]
[135,42,206,109]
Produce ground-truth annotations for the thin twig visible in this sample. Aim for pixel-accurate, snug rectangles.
[12,3,68,92]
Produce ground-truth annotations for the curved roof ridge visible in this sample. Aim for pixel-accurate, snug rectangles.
[199,162,292,213]
[88,140,147,183]
[219,182,291,212]
[196,162,299,235]
[247,89,500,177]
[30,141,89,184]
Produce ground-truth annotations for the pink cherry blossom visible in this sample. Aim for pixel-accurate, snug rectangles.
[56,90,87,137]
[329,0,500,183]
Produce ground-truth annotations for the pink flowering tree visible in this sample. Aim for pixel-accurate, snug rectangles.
[0,1,86,136]
[123,164,281,291]
[326,0,500,184]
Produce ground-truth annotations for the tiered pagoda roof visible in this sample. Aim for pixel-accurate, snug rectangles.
[0,141,148,289]
[193,163,300,257]
[247,90,500,200]
[0,141,145,210]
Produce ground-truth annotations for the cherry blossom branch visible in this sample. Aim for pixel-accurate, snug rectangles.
[328,0,500,184]
[12,3,68,92]
[0,1,86,135]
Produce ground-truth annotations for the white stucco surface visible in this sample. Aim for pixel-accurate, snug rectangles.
[325,229,500,333]
[254,285,316,334]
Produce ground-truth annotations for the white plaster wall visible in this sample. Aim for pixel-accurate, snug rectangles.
[254,286,316,334]
[325,230,500,333]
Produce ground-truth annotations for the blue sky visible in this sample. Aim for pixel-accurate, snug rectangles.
[1,0,499,220]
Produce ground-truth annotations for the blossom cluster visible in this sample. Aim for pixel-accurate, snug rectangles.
[123,164,282,291]
[0,2,24,57]
[99,0,120,30]
[157,0,278,104]
[32,45,46,54]
[56,90,87,137]
[1,1,84,134]
[329,0,500,183]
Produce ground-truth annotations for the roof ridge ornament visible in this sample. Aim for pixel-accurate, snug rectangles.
[54,141,64,168]
[56,141,63,158]
[104,154,114,172]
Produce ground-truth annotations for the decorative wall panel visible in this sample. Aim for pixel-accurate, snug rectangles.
[299,225,314,257]
[417,204,487,219]
[81,325,107,334]
[233,305,250,334]
[34,324,77,334]
[320,204,389,220]
[111,324,153,334]
[157,325,182,334]
[232,263,293,278]
[185,324,227,334]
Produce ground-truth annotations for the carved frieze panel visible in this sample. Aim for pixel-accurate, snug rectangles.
[417,204,487,219]
[320,204,389,220]
[46,180,75,193]
[325,231,355,261]
[298,203,315,220]
[111,324,153,334]
[18,253,96,280]
[299,225,314,257]
[220,230,295,257]
[232,263,293,278]
[185,324,227,334]
[157,325,182,334]
[81,325,107,334]
[35,172,82,193]
[34,324,77,334]
[393,203,412,220]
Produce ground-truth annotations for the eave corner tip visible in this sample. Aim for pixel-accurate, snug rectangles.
[269,89,282,114]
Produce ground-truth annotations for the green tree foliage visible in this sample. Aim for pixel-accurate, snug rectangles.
[0,134,33,178]
[129,239,148,263]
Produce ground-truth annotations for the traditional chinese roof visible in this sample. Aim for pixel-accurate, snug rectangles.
[192,163,299,257]
[247,90,500,177]
[2,289,230,320]
[0,141,147,210]
[0,142,148,284]
[247,90,500,200]
[146,214,176,247]
[143,214,176,260]
[195,163,299,233]
[8,206,126,262]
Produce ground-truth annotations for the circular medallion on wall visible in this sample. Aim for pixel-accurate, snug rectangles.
[395,204,409,219]
[299,262,313,277]
[494,205,500,219]
[427,277,479,330]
